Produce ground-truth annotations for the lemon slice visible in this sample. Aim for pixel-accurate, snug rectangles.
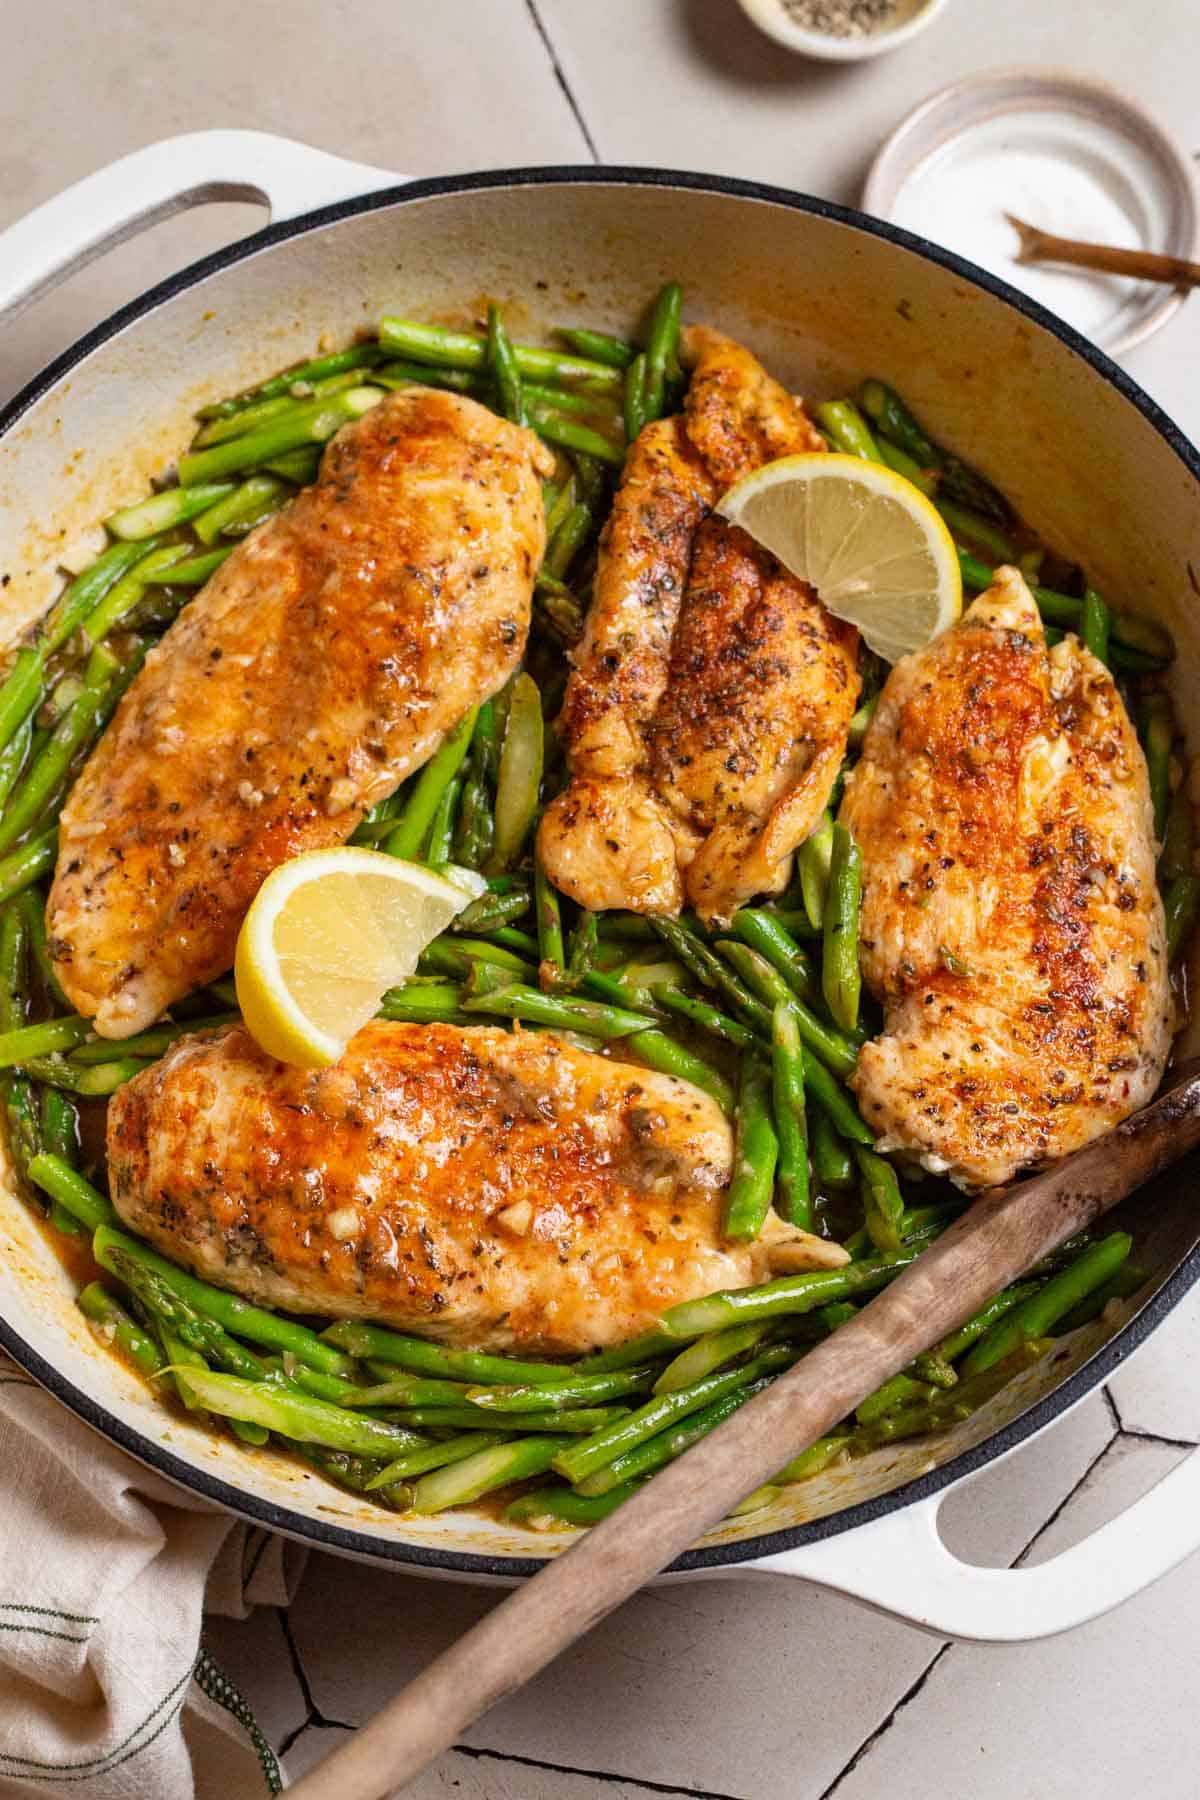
[717,452,962,663]
[234,848,482,1068]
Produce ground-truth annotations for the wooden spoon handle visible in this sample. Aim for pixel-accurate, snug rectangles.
[286,1061,1200,1800]
[1006,212,1200,288]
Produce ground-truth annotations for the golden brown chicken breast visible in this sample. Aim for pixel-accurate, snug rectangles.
[47,390,552,1037]
[539,325,858,923]
[105,1021,776,1355]
[841,568,1172,1190]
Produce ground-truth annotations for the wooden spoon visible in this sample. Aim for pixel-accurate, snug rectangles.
[285,1060,1200,1800]
[1007,213,1200,289]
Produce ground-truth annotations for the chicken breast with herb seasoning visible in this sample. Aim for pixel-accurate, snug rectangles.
[105,1020,771,1355]
[841,567,1172,1190]
[539,325,859,923]
[47,389,552,1037]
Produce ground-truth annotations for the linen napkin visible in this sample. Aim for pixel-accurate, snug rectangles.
[0,1353,305,1797]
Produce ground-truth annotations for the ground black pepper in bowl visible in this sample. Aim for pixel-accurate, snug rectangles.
[781,0,899,34]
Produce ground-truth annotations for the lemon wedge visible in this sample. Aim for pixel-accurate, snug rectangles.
[717,452,962,664]
[234,848,481,1068]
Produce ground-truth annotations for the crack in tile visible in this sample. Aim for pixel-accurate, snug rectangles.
[450,1741,746,1798]
[525,0,602,161]
[275,1608,354,1744]
[1010,1431,1119,1568]
[1117,1424,1199,1451]
[279,1715,353,1760]
[816,1644,952,1800]
[279,1713,744,1795]
[1106,1380,1199,1450]
[814,1417,1124,1796]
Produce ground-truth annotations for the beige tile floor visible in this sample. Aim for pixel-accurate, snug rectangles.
[4,2,1200,1794]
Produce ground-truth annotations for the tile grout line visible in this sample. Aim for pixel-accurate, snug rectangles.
[283,1719,744,1797]
[1009,1429,1120,1569]
[815,1645,953,1800]
[1104,1383,1199,1451]
[524,0,602,162]
[274,1607,353,1755]
[816,1419,1124,1798]
[449,1740,746,1798]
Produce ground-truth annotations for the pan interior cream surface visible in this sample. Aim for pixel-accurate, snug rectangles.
[1,171,1199,1572]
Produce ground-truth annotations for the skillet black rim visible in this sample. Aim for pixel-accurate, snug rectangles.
[2,163,1199,1581]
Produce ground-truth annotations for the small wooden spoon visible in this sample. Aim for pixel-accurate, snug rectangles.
[285,1060,1200,1800]
[1007,213,1200,289]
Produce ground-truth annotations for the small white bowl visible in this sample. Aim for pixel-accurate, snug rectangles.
[863,69,1200,355]
[736,0,952,62]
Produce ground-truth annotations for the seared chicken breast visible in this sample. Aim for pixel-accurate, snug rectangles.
[106,1021,776,1354]
[48,390,552,1037]
[539,326,858,923]
[841,568,1172,1190]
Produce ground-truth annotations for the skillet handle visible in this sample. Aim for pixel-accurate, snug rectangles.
[748,1443,1200,1641]
[0,129,400,323]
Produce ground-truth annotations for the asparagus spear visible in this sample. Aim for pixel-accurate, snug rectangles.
[798,812,835,932]
[16,1056,148,1096]
[649,917,770,1031]
[962,1235,1133,1374]
[191,476,287,545]
[410,1436,573,1514]
[106,483,236,540]
[1165,875,1200,961]
[858,379,1013,526]
[377,317,622,389]
[660,1249,918,1338]
[77,1282,164,1377]
[0,717,32,812]
[488,674,543,872]
[1138,693,1174,842]
[651,1322,770,1395]
[169,1367,426,1457]
[771,1000,811,1230]
[623,352,648,443]
[463,1365,658,1412]
[814,400,880,462]
[143,547,232,587]
[0,1018,93,1069]
[365,1432,510,1490]
[91,1225,353,1373]
[534,859,565,986]
[192,371,367,446]
[556,327,637,369]
[69,1013,235,1063]
[574,1389,757,1498]
[822,823,863,1034]
[623,1027,734,1112]
[553,1343,795,1485]
[653,984,756,1052]
[729,909,814,994]
[853,1146,905,1254]
[178,387,384,485]
[196,344,390,418]
[320,1319,570,1385]
[384,709,478,860]
[486,303,527,427]
[385,1405,625,1434]
[723,1058,779,1241]
[505,1485,637,1526]
[1080,588,1111,666]
[461,982,654,1040]
[641,282,683,423]
[0,829,57,908]
[526,402,623,467]
[808,1100,854,1189]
